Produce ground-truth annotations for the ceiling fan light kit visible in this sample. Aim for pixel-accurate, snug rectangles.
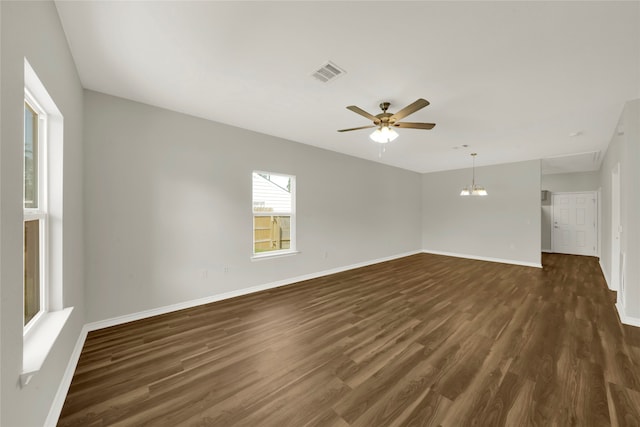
[370,126,398,143]
[460,153,488,197]
[338,98,435,145]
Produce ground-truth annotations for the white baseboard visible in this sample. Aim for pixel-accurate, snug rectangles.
[422,249,542,268]
[46,249,421,425]
[85,249,422,332]
[599,259,613,290]
[542,249,553,253]
[616,302,640,328]
[600,261,639,328]
[44,324,89,427]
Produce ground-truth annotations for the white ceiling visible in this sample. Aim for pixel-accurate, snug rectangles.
[54,1,640,173]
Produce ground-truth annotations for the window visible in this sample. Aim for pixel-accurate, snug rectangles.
[252,172,296,257]
[21,59,73,387]
[23,94,47,329]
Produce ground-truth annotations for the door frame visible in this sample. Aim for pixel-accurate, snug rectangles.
[551,191,598,256]
[611,163,621,292]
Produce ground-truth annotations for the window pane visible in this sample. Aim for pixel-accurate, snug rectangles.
[252,173,291,213]
[24,103,38,209]
[24,219,41,325]
[254,216,291,253]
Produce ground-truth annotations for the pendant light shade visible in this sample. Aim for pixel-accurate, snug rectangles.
[460,153,488,197]
[370,126,398,144]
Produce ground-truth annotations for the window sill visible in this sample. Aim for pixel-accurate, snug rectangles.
[251,250,300,261]
[21,307,73,387]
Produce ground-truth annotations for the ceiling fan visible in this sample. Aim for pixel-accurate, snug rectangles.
[338,98,435,143]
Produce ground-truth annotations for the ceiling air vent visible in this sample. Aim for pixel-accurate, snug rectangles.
[592,151,601,163]
[311,61,346,83]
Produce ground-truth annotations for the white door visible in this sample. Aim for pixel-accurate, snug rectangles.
[552,192,597,256]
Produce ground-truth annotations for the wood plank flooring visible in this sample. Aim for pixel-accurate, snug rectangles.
[58,253,640,426]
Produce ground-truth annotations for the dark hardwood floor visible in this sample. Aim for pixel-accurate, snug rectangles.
[58,253,640,426]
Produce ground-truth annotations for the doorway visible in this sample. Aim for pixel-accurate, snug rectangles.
[552,192,598,256]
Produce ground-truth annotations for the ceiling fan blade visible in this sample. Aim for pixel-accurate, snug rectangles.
[393,122,436,129]
[337,125,377,132]
[346,106,381,124]
[390,98,430,121]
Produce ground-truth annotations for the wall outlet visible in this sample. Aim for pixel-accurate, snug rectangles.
[224,266,229,274]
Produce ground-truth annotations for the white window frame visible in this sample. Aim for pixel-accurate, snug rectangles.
[23,90,49,335]
[21,59,73,389]
[252,171,297,259]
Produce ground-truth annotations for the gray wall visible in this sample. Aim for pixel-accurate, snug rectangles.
[540,171,600,251]
[422,160,541,266]
[600,99,640,319]
[541,171,600,193]
[0,2,85,426]
[83,90,423,322]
